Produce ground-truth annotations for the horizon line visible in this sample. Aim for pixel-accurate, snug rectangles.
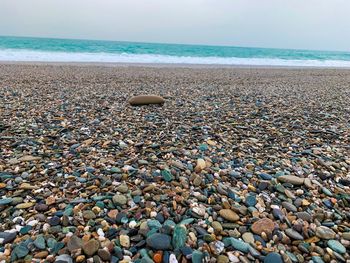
[1,34,349,54]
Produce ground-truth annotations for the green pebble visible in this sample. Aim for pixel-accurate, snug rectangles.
[172,224,187,249]
[95,201,105,208]
[19,225,32,235]
[34,235,46,249]
[13,244,29,258]
[192,250,204,263]
[161,169,174,182]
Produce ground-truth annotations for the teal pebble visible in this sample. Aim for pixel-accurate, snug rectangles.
[327,239,346,254]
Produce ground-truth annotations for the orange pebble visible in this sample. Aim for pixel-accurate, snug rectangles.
[153,251,163,263]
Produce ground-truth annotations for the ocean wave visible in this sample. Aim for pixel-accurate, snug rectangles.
[1,48,350,67]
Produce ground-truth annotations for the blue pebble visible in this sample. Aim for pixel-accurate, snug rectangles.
[259,173,273,180]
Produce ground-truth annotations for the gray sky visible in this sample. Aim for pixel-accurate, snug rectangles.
[1,0,349,51]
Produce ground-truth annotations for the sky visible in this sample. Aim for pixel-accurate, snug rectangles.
[0,0,349,51]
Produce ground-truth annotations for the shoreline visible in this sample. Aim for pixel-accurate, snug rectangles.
[1,60,350,70]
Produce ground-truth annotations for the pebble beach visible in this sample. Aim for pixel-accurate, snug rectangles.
[0,63,350,263]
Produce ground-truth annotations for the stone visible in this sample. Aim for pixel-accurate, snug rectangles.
[282,201,297,212]
[120,235,130,248]
[209,241,225,255]
[296,212,312,222]
[116,184,129,193]
[146,233,172,250]
[217,255,229,263]
[112,194,127,206]
[35,203,49,212]
[67,235,83,252]
[251,218,275,235]
[264,252,283,263]
[107,209,118,219]
[18,155,41,162]
[34,235,46,249]
[259,173,273,180]
[12,244,29,259]
[327,240,346,254]
[342,232,350,240]
[192,250,203,263]
[0,198,13,205]
[98,249,111,261]
[15,202,35,209]
[195,158,206,172]
[285,228,304,240]
[193,176,202,186]
[242,232,254,244]
[277,175,304,185]
[315,226,336,239]
[161,169,174,182]
[48,216,61,226]
[245,195,257,207]
[83,210,96,220]
[227,238,250,253]
[0,231,17,244]
[129,95,165,106]
[219,209,239,222]
[211,221,223,232]
[172,224,187,250]
[83,239,100,256]
[34,251,49,258]
[55,254,73,263]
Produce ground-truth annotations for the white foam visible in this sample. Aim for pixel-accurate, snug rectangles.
[1,49,350,67]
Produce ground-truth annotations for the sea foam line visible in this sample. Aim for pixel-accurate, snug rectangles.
[1,49,350,67]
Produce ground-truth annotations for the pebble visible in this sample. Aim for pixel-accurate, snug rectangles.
[34,235,46,249]
[227,238,250,253]
[83,239,100,256]
[98,248,111,261]
[327,240,346,254]
[129,95,165,106]
[0,232,17,244]
[67,235,83,252]
[285,228,304,240]
[55,254,73,263]
[146,234,172,250]
[277,175,304,185]
[264,252,283,263]
[120,235,130,248]
[219,209,239,222]
[242,232,254,244]
[217,255,229,263]
[315,226,336,239]
[112,194,128,206]
[251,218,275,235]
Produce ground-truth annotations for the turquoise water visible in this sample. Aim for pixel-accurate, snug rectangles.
[1,36,350,67]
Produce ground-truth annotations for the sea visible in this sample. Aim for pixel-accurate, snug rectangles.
[1,36,350,67]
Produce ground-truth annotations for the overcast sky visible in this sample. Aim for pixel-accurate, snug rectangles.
[0,0,349,51]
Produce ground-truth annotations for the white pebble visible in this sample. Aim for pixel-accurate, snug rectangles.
[12,217,24,223]
[97,228,105,237]
[129,221,137,229]
[42,223,50,232]
[150,211,157,218]
[27,220,38,226]
[122,256,132,262]
[169,254,178,263]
